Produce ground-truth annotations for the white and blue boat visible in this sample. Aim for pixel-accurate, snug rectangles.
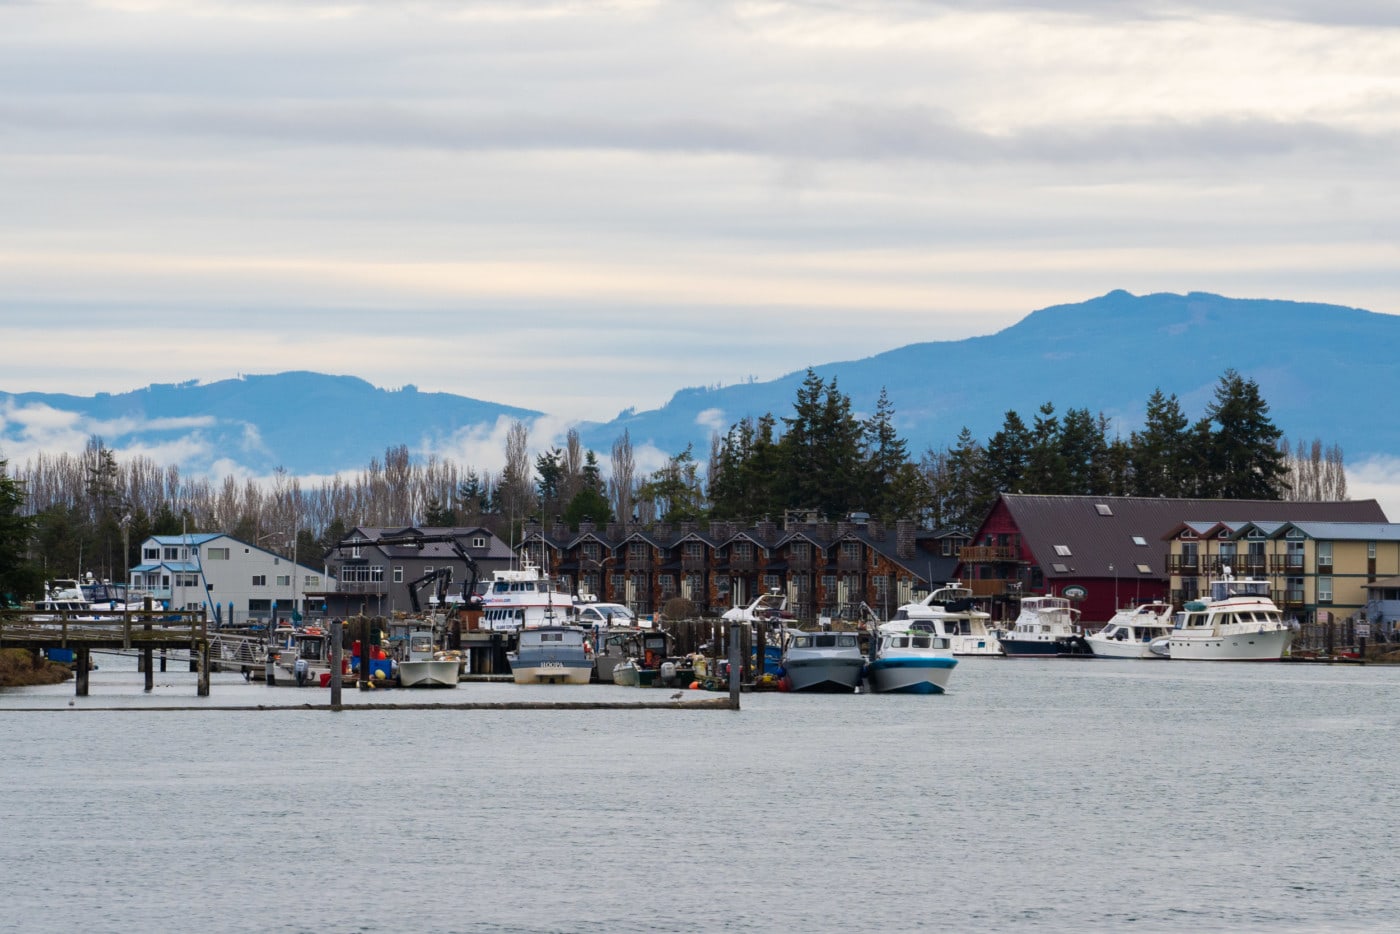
[865,622,958,694]
[508,624,594,684]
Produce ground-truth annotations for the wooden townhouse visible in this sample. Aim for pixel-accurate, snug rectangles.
[519,516,968,623]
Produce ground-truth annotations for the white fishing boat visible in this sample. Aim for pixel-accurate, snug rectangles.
[891,582,1003,656]
[271,626,338,686]
[1160,568,1295,661]
[781,630,865,692]
[864,622,958,694]
[396,630,460,688]
[999,594,1092,658]
[508,624,594,685]
[477,559,580,632]
[1085,601,1175,659]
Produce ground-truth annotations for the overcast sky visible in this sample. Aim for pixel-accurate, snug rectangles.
[2,2,1399,440]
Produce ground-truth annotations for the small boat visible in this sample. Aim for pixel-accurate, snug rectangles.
[891,582,1003,656]
[720,589,795,625]
[396,630,460,688]
[273,626,340,686]
[865,622,958,694]
[781,630,865,692]
[1085,602,1175,659]
[999,595,1092,658]
[611,630,694,687]
[508,624,594,684]
[1161,568,1295,661]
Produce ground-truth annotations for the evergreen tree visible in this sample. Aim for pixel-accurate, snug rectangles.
[1130,389,1189,496]
[0,460,42,600]
[1206,369,1287,499]
[863,387,911,521]
[1059,407,1108,494]
[1026,402,1067,492]
[638,446,705,522]
[942,426,991,530]
[984,410,1032,496]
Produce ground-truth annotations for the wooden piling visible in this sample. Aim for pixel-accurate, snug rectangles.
[197,642,210,697]
[76,647,90,696]
[329,619,343,707]
[728,621,741,708]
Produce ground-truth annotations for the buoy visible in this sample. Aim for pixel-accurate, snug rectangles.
[689,680,700,690]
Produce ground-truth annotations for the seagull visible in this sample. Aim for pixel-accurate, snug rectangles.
[669,691,684,700]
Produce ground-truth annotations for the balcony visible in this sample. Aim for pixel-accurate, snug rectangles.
[786,553,815,571]
[728,555,757,572]
[1278,588,1305,608]
[1166,555,1199,574]
[681,555,708,571]
[337,581,388,595]
[965,579,1014,597]
[836,555,866,572]
[959,546,1020,563]
[1269,555,1306,573]
[625,556,654,571]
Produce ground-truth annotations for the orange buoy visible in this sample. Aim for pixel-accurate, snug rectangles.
[689,681,700,690]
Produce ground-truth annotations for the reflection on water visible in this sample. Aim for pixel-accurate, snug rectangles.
[3,656,1399,932]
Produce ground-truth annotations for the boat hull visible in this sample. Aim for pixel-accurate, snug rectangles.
[1166,628,1293,661]
[999,636,1093,658]
[783,657,865,693]
[1085,636,1165,659]
[865,657,957,694]
[950,636,1004,657]
[398,659,460,688]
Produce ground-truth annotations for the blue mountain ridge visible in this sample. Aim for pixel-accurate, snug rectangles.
[573,290,1394,461]
[3,292,1395,477]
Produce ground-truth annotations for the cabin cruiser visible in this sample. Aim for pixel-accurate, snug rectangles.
[1158,568,1295,661]
[781,630,865,692]
[864,622,958,694]
[1085,602,1175,659]
[891,582,1003,656]
[999,594,1092,657]
[478,560,580,632]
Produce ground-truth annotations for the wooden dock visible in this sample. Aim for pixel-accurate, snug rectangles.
[0,609,211,696]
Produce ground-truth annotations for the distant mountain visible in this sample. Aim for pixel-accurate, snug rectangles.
[0,372,541,476]
[576,290,1396,462]
[3,292,1395,477]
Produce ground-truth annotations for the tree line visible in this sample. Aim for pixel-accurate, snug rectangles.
[0,367,1344,601]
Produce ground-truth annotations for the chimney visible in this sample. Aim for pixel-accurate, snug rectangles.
[896,520,915,559]
[579,518,596,534]
[755,520,777,542]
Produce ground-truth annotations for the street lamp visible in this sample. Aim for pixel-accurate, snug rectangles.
[1110,564,1118,610]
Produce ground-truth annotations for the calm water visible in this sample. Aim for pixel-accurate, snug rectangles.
[3,655,1398,933]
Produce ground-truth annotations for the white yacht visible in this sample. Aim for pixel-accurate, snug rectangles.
[1085,601,1175,659]
[477,559,580,632]
[999,594,1092,657]
[891,582,1003,656]
[1159,568,1295,661]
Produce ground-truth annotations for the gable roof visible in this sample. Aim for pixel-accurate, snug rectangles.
[994,494,1388,579]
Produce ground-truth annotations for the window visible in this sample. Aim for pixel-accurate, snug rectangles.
[1052,563,1069,573]
[1369,541,1377,560]
[1136,564,1152,574]
[207,547,229,560]
[1318,576,1333,603]
[1132,536,1147,547]
[1095,504,1113,516]
[304,575,321,588]
[583,542,601,560]
[276,575,290,587]
[393,566,404,583]
[143,547,159,560]
[163,547,180,560]
[252,575,266,587]
[1054,545,1072,556]
[472,536,486,549]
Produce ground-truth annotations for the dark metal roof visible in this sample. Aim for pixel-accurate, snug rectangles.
[996,494,1388,579]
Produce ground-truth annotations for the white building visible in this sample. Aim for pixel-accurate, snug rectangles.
[131,533,333,626]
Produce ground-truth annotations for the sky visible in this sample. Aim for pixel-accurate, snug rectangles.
[2,1,1400,505]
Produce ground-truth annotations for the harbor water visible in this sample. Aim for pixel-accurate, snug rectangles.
[3,656,1398,933]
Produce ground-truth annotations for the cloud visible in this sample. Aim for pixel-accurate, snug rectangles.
[694,408,727,433]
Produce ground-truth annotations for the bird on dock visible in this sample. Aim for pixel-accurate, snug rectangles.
[669,691,683,700]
